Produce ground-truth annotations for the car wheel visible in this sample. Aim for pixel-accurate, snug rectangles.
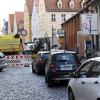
[47,76,53,87]
[0,68,3,72]
[35,65,40,75]
[68,89,75,100]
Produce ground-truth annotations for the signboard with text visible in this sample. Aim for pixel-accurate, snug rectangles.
[81,13,98,35]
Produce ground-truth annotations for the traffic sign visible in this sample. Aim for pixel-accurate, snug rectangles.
[81,13,98,35]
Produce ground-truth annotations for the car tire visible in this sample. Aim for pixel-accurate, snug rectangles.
[47,76,53,87]
[68,89,75,100]
[36,65,40,75]
[0,68,3,72]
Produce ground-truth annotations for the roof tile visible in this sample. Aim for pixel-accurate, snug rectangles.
[44,0,83,12]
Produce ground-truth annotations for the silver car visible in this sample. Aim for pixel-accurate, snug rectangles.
[0,52,7,71]
[68,57,100,100]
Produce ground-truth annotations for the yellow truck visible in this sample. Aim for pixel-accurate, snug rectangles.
[0,35,21,53]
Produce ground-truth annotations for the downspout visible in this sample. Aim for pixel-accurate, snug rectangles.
[29,15,32,42]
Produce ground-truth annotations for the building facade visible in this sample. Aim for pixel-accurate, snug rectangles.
[62,0,100,57]
[24,0,34,43]
[32,0,84,47]
[13,12,24,35]
[8,14,14,34]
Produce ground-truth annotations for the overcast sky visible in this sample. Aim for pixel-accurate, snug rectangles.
[0,0,25,21]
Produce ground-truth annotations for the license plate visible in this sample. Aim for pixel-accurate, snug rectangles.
[60,65,73,70]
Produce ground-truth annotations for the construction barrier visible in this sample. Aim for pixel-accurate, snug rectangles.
[6,55,32,67]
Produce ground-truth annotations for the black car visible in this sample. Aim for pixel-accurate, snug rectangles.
[32,51,50,75]
[45,50,81,87]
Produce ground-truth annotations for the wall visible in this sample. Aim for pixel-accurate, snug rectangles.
[24,2,30,43]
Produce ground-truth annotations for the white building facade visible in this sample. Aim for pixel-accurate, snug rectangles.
[32,0,83,47]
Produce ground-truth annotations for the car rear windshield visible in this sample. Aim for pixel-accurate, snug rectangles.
[51,53,79,64]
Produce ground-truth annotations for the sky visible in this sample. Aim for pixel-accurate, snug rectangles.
[0,0,25,27]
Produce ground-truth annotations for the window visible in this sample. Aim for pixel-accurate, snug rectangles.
[51,14,56,22]
[69,0,74,9]
[78,61,94,77]
[61,14,66,22]
[52,53,78,64]
[57,0,62,8]
[90,61,100,77]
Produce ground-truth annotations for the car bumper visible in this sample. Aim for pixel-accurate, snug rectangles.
[47,70,74,81]
[0,63,7,69]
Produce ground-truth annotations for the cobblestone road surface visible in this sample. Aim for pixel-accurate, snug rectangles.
[0,67,68,100]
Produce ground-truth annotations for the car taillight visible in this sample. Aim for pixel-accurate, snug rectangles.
[49,64,56,70]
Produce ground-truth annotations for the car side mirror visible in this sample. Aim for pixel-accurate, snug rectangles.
[69,72,78,78]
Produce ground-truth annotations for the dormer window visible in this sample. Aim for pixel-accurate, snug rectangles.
[57,0,62,8]
[69,0,75,9]
[81,0,86,8]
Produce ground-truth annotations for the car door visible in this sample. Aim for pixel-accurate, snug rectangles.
[85,61,100,100]
[71,60,94,100]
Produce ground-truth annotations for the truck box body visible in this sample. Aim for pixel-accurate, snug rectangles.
[0,35,20,52]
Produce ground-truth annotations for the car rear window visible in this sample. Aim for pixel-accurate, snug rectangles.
[51,53,79,64]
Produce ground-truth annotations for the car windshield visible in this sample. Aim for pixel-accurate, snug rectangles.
[22,50,33,55]
[52,53,78,64]
[42,53,49,59]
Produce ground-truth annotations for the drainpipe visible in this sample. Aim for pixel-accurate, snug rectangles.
[29,15,32,42]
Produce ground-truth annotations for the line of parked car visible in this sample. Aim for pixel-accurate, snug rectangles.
[32,49,100,100]
[32,49,81,86]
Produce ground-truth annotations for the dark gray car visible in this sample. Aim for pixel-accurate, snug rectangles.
[45,50,81,87]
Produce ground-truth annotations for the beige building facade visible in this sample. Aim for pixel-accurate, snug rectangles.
[32,0,83,46]
[24,0,34,43]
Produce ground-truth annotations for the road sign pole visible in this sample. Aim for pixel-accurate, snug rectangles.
[89,19,94,58]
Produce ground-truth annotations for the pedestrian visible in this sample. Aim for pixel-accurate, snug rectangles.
[85,48,92,59]
[75,45,79,54]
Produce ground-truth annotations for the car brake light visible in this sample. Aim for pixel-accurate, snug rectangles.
[49,64,56,69]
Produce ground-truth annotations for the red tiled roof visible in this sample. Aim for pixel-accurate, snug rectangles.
[26,0,34,16]
[9,14,14,32]
[15,12,24,26]
[44,0,83,12]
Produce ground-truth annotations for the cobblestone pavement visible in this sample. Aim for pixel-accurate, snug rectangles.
[0,66,68,100]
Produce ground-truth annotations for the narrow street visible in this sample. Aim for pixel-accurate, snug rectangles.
[0,66,68,100]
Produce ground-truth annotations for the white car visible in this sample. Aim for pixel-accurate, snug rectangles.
[68,57,100,100]
[0,52,7,71]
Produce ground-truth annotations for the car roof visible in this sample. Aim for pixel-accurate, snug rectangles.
[38,51,50,54]
[86,57,100,62]
[50,49,76,55]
